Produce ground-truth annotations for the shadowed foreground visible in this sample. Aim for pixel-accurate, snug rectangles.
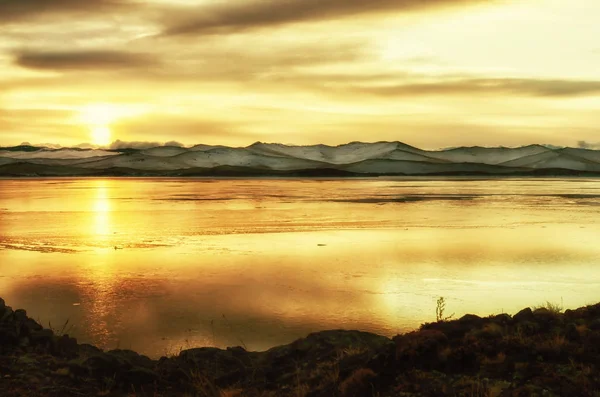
[1,297,600,396]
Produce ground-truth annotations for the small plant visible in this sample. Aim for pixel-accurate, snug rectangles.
[48,319,75,337]
[436,297,454,322]
[98,374,116,396]
[533,299,564,314]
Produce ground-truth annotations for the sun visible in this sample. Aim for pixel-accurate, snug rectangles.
[91,126,112,146]
[79,104,119,147]
[78,103,148,147]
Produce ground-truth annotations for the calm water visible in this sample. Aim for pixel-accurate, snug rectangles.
[1,177,599,358]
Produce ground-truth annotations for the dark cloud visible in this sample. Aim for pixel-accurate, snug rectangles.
[163,0,485,36]
[0,0,128,24]
[577,141,600,150]
[354,78,600,98]
[15,50,158,71]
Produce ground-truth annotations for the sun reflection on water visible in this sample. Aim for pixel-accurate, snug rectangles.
[92,180,112,242]
[85,180,120,345]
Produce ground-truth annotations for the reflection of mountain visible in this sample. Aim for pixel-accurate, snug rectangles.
[1,142,600,176]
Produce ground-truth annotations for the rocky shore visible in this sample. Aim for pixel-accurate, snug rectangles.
[1,297,600,396]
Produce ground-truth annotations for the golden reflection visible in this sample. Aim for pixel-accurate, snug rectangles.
[92,180,112,239]
[83,180,120,345]
[4,179,600,357]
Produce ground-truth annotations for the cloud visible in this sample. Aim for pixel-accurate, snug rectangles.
[0,0,128,24]
[577,141,600,150]
[108,140,185,150]
[352,78,600,98]
[163,0,485,36]
[15,50,158,71]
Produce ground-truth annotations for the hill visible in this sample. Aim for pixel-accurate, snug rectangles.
[1,142,600,176]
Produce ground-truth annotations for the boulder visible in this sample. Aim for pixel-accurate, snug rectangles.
[513,308,534,323]
[532,308,563,330]
[29,329,54,348]
[78,343,102,356]
[14,309,27,321]
[54,334,79,357]
[107,349,154,369]
[0,306,14,322]
[490,314,512,325]
[123,367,159,387]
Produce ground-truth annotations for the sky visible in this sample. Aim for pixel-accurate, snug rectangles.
[1,0,600,149]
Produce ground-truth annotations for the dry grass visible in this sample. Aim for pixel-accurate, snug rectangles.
[533,300,564,314]
[482,352,506,366]
[339,368,376,397]
[219,389,243,397]
[340,346,368,358]
[189,369,221,397]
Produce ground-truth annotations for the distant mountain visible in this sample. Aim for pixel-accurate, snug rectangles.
[1,141,599,177]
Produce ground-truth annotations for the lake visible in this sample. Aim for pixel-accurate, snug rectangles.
[0,177,599,358]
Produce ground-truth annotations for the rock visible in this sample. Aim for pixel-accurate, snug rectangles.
[21,318,43,335]
[14,309,27,321]
[80,353,122,378]
[227,346,247,356]
[585,303,600,318]
[0,325,19,347]
[0,306,14,322]
[178,346,250,385]
[459,314,482,323]
[564,308,588,321]
[54,334,79,357]
[78,343,102,356]
[490,314,512,325]
[513,308,534,323]
[107,349,154,369]
[30,329,54,348]
[123,367,158,386]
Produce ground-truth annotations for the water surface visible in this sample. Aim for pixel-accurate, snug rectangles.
[1,177,599,357]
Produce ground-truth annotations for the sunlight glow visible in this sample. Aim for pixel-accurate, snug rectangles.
[80,104,120,125]
[91,126,112,146]
[80,104,119,146]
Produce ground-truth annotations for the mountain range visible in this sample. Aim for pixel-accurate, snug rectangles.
[1,142,600,177]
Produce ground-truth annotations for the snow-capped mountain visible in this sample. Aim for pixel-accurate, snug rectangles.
[1,142,599,176]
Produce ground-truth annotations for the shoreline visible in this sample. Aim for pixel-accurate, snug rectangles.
[2,297,600,396]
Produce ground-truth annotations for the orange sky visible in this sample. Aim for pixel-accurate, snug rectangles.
[1,0,599,149]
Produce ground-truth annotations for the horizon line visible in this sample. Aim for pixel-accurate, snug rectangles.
[1,140,595,152]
